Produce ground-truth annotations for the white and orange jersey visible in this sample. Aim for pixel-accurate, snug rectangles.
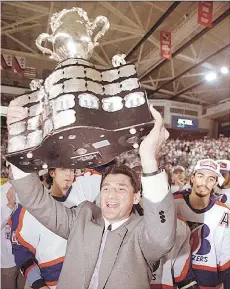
[10,170,101,289]
[174,190,230,289]
[61,169,101,207]
[150,216,196,289]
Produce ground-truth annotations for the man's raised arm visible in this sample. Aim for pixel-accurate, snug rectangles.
[138,105,176,262]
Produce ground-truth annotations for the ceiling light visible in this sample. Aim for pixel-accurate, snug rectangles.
[205,72,217,82]
[220,67,229,74]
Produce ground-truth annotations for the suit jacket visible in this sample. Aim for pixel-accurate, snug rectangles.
[11,173,176,289]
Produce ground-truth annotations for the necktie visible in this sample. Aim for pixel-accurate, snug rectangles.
[88,224,112,289]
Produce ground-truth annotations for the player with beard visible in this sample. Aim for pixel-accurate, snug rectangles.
[10,168,101,289]
[216,160,230,207]
[173,159,230,289]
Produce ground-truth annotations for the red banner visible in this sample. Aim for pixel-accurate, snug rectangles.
[160,31,171,59]
[13,56,25,75]
[198,2,213,28]
[1,54,12,70]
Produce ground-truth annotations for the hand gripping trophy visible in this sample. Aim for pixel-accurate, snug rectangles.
[5,7,153,171]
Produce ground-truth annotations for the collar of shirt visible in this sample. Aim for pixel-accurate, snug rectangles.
[103,217,129,231]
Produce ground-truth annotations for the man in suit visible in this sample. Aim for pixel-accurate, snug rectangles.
[7,104,176,289]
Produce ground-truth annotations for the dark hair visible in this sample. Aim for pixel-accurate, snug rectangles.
[94,159,117,174]
[46,168,55,186]
[100,165,140,194]
[39,176,44,182]
[100,165,142,216]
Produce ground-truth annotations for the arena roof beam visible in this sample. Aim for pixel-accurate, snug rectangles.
[110,24,143,36]
[138,2,226,76]
[128,2,143,29]
[1,13,48,31]
[2,23,41,35]
[193,87,230,95]
[150,43,230,95]
[148,2,168,13]
[4,32,39,55]
[4,2,49,14]
[143,86,209,105]
[140,8,230,80]
[100,2,140,29]
[125,1,181,60]
[171,80,205,100]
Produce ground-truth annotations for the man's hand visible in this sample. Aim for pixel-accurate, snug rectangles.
[6,187,16,209]
[139,105,169,173]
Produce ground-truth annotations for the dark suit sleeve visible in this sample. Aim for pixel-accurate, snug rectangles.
[11,173,85,239]
[139,172,176,262]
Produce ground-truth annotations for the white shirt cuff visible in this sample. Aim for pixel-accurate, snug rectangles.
[141,170,169,203]
[11,163,31,180]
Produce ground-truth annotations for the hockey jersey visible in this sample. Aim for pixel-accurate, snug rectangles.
[10,170,101,289]
[217,188,230,208]
[174,190,230,289]
[150,216,196,289]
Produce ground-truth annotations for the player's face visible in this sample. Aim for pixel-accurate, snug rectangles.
[100,174,140,223]
[191,169,217,198]
[51,168,75,193]
[174,171,185,182]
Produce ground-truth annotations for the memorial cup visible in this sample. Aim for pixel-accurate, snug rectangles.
[5,8,153,171]
[35,7,110,62]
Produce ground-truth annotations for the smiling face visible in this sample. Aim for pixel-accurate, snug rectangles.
[50,168,75,194]
[100,173,140,223]
[191,169,218,198]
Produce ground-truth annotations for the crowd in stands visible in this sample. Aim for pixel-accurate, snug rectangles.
[1,136,229,181]
[116,136,230,182]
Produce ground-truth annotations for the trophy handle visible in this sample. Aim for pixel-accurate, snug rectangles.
[35,33,54,57]
[92,16,110,46]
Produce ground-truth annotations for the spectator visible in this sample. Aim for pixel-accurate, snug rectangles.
[216,159,230,207]
[171,166,190,194]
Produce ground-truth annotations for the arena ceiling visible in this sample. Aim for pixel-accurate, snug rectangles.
[1,1,230,108]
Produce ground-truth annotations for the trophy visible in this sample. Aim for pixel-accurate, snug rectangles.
[35,7,110,62]
[5,7,153,172]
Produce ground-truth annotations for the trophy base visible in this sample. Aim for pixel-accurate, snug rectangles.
[5,122,153,172]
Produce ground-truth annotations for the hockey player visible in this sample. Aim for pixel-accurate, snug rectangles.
[10,168,101,289]
[1,179,26,289]
[171,166,190,194]
[173,159,230,289]
[150,216,199,289]
[216,160,230,207]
